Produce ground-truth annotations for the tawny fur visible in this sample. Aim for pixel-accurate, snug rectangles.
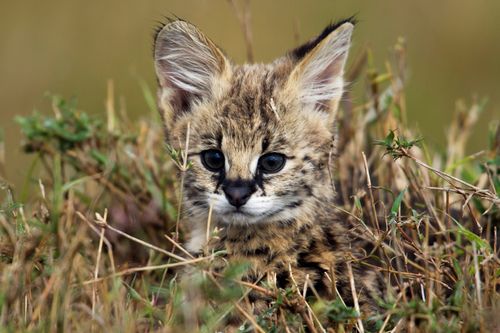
[154,19,384,318]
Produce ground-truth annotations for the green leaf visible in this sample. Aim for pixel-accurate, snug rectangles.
[391,189,406,216]
[451,217,491,251]
[90,149,108,166]
[61,175,95,194]
[385,130,395,146]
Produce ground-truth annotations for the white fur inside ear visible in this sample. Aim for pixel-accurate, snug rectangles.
[296,24,353,111]
[158,34,218,95]
[154,22,226,102]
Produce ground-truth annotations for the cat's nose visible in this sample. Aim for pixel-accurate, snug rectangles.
[222,181,255,208]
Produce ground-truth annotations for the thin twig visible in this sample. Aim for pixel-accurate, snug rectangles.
[288,264,322,333]
[362,151,381,232]
[92,225,106,315]
[164,233,194,259]
[346,261,365,333]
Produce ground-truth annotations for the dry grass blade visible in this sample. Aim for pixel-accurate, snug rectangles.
[81,256,210,286]
[347,261,365,333]
[77,211,187,263]
[227,0,254,62]
[92,226,106,315]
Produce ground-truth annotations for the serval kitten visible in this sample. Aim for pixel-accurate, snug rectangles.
[154,19,384,316]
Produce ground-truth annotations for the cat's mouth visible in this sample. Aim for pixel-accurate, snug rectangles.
[226,207,261,217]
[218,205,287,225]
[207,193,293,224]
[229,209,252,217]
[220,209,268,224]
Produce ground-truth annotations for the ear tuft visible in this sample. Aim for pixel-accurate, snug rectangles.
[287,21,354,113]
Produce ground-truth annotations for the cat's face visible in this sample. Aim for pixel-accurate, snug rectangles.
[154,20,353,225]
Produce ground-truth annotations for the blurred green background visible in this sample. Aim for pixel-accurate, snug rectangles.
[0,0,498,189]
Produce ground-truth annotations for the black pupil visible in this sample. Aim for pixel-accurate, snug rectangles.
[202,150,224,171]
[260,154,285,173]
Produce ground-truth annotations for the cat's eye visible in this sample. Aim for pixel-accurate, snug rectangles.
[200,149,225,172]
[258,153,286,173]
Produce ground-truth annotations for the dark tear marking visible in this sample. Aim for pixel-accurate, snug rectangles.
[254,169,266,195]
[214,168,226,192]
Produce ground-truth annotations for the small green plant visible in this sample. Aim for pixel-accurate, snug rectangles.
[374,129,422,160]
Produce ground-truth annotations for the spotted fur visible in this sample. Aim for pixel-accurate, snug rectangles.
[154,19,384,316]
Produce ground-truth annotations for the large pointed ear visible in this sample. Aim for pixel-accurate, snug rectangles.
[154,20,231,127]
[286,21,353,115]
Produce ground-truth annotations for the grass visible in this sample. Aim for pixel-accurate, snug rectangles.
[0,28,499,333]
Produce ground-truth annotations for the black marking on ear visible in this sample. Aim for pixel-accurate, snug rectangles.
[290,16,357,61]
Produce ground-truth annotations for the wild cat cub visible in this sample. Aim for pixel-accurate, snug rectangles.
[153,19,384,315]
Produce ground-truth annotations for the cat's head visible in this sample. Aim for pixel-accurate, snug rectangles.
[154,19,353,225]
